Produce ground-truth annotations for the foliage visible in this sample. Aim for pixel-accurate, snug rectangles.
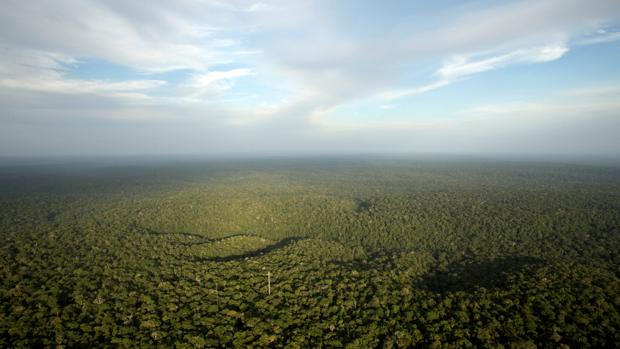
[0,158,619,348]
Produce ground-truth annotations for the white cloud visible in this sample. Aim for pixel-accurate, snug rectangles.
[415,0,620,55]
[0,77,165,95]
[249,0,618,109]
[1,0,617,107]
[185,68,253,99]
[190,69,252,88]
[438,45,568,79]
[576,30,620,45]
[0,46,166,104]
[383,44,568,100]
[246,2,275,13]
[380,80,451,100]
[0,0,254,73]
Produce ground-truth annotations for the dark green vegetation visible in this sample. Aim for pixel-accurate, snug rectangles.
[1,157,620,348]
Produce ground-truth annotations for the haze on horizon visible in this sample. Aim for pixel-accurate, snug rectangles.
[1,0,620,157]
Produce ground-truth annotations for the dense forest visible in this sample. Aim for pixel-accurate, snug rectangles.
[1,157,619,348]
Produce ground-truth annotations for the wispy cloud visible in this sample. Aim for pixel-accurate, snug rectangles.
[576,28,620,45]
[0,77,165,96]
[185,68,253,99]
[384,44,568,100]
[0,46,165,102]
[380,80,451,100]
[246,2,275,13]
[0,0,254,73]
[438,45,568,79]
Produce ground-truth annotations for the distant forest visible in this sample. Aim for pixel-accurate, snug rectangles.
[1,158,619,348]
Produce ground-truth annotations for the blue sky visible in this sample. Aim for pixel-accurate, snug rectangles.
[1,0,620,156]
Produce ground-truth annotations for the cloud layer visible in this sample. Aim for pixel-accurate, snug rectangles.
[1,0,620,156]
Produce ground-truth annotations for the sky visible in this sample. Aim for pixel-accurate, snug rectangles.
[1,0,620,157]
